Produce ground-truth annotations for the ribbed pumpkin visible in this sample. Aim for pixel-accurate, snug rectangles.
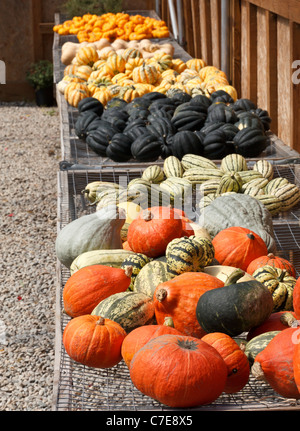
[201,332,250,394]
[121,318,182,368]
[212,226,268,271]
[252,265,296,312]
[247,311,297,341]
[293,277,300,319]
[294,332,300,394]
[132,63,160,85]
[76,46,99,66]
[129,334,228,407]
[63,315,126,368]
[247,253,296,277]
[252,327,300,399]
[127,206,183,258]
[153,272,224,338]
[63,265,132,318]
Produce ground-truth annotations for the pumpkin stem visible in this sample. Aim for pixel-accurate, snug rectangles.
[267,253,276,258]
[95,316,105,326]
[246,233,256,240]
[164,316,174,327]
[124,265,133,278]
[278,270,286,282]
[224,268,245,286]
[251,362,266,381]
[156,288,167,302]
[280,312,297,327]
[142,209,153,221]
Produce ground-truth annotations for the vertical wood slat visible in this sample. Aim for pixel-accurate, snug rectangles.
[191,0,201,57]
[277,17,292,148]
[291,22,300,153]
[211,0,221,69]
[240,0,257,102]
[256,9,278,134]
[31,0,43,61]
[199,0,212,65]
[182,1,195,57]
[230,0,241,92]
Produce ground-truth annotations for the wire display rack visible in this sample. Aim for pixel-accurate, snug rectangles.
[53,164,300,411]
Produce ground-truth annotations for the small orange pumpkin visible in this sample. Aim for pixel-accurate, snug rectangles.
[293,277,300,319]
[201,332,250,394]
[63,315,126,368]
[212,226,268,271]
[63,265,132,317]
[247,253,296,278]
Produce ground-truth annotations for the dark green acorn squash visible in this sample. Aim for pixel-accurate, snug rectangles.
[146,116,176,140]
[190,94,212,110]
[141,91,167,102]
[210,89,234,104]
[106,97,128,110]
[196,269,274,337]
[78,96,104,116]
[206,103,238,124]
[231,98,257,113]
[235,111,264,132]
[233,127,269,157]
[170,130,204,160]
[202,128,235,159]
[123,119,148,140]
[251,108,271,131]
[86,124,118,156]
[106,133,133,162]
[131,133,162,162]
[169,91,192,106]
[201,121,225,135]
[74,111,99,140]
[171,107,207,131]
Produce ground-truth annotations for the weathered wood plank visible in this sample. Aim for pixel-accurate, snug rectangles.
[211,0,221,69]
[199,0,212,65]
[230,0,241,92]
[243,0,300,24]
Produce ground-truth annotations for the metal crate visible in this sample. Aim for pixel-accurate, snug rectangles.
[53,165,300,411]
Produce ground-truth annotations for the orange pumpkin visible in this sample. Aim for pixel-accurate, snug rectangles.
[293,277,300,319]
[293,332,300,393]
[153,272,224,338]
[63,265,132,317]
[121,318,182,368]
[212,226,268,271]
[246,311,297,341]
[63,315,126,368]
[201,332,250,394]
[127,206,183,258]
[247,253,296,278]
[130,334,227,407]
[252,327,300,399]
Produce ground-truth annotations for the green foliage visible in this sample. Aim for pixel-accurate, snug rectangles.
[62,0,123,18]
[26,60,53,91]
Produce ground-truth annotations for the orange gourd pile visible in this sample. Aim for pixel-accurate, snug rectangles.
[53,12,170,43]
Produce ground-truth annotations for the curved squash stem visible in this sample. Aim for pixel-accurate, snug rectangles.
[280,312,297,327]
[251,362,266,381]
[224,268,245,286]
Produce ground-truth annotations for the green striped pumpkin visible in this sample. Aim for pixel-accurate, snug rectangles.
[191,236,215,267]
[121,253,151,290]
[198,193,216,210]
[264,177,289,195]
[166,237,205,276]
[181,154,218,170]
[273,183,300,211]
[245,331,280,365]
[142,165,164,184]
[91,291,155,332]
[183,168,223,185]
[252,265,296,312]
[70,249,136,274]
[217,171,243,194]
[237,170,263,184]
[133,260,173,298]
[163,155,184,178]
[220,154,248,173]
[199,179,221,196]
[241,177,269,193]
[254,194,282,215]
[253,160,274,181]
[243,186,265,197]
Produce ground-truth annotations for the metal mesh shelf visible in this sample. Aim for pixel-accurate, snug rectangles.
[53,165,300,411]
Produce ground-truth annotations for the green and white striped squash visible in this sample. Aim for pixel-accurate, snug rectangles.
[220,154,248,173]
[237,170,264,184]
[133,260,173,298]
[165,237,205,276]
[142,165,164,184]
[273,182,300,211]
[183,168,223,185]
[217,171,243,194]
[254,194,282,215]
[91,291,155,332]
[121,253,151,290]
[70,249,136,274]
[241,177,269,193]
[163,155,184,178]
[181,154,218,170]
[199,179,221,196]
[253,160,274,181]
[264,177,289,195]
[198,193,216,210]
[245,331,280,365]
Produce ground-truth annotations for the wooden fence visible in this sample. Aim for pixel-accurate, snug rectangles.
[159,0,300,153]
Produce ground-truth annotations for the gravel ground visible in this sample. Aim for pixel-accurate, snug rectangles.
[0,103,61,411]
